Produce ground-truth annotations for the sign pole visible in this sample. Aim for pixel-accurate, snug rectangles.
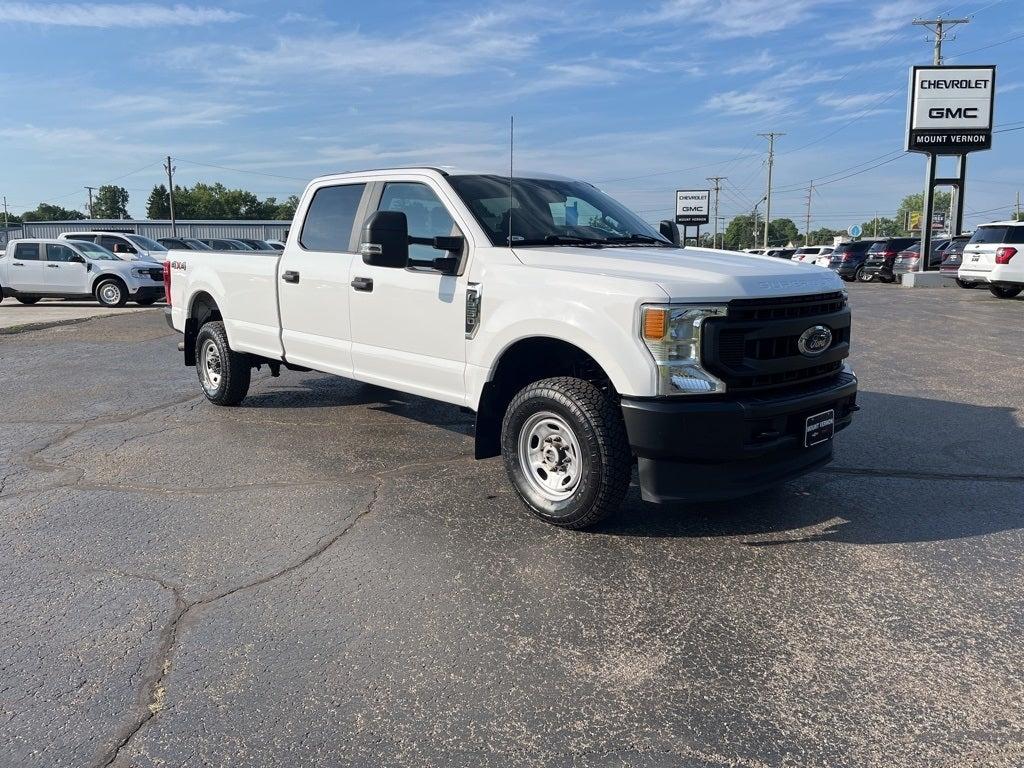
[954,155,967,236]
[920,154,937,272]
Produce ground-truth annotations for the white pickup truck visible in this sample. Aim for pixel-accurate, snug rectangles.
[164,167,857,528]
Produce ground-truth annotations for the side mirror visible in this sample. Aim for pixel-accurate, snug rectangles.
[659,220,682,247]
[70,254,86,264]
[360,210,409,268]
[429,235,464,275]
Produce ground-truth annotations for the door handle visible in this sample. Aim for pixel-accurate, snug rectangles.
[282,270,300,284]
[47,264,60,268]
[351,276,374,292]
[12,262,24,266]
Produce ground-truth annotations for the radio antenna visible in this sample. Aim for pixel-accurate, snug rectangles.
[508,114,514,248]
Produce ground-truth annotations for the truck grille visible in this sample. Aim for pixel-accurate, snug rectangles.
[703,292,851,393]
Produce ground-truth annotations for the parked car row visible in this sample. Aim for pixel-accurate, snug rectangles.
[158,237,282,252]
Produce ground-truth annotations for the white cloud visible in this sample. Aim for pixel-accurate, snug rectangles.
[704,89,793,116]
[625,0,825,38]
[167,28,535,82]
[817,92,891,110]
[826,0,929,49]
[0,2,244,27]
[726,50,779,75]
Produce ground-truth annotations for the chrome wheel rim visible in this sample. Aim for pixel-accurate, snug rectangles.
[199,339,222,392]
[518,411,584,501]
[100,283,121,304]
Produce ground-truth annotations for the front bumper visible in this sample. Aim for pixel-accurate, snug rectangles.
[621,372,858,504]
[130,285,166,301]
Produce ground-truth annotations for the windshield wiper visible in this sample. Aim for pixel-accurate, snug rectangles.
[514,235,607,248]
[604,234,673,246]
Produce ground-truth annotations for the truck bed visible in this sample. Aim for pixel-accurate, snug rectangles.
[167,248,284,361]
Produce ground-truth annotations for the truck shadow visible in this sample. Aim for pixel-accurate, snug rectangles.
[241,377,475,436]
[599,391,1024,546]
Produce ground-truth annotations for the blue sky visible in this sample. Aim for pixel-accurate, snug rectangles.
[1,0,1022,231]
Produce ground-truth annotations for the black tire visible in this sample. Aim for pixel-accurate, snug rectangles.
[854,266,869,282]
[955,279,977,289]
[989,285,1023,299]
[195,321,251,406]
[135,297,158,306]
[501,377,631,529]
[95,278,127,308]
[16,297,40,305]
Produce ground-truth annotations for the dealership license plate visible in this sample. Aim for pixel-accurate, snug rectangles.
[804,410,835,448]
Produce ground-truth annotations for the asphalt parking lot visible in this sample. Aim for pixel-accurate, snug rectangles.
[2,282,1022,768]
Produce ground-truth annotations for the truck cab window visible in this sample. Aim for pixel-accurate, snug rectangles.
[300,183,367,252]
[378,183,458,265]
[14,243,40,260]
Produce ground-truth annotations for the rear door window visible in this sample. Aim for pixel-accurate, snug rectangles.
[13,243,40,260]
[300,184,367,253]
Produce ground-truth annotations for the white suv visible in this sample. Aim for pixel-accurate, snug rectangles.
[59,231,168,262]
[959,221,1024,299]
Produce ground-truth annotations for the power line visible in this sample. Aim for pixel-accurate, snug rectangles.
[174,157,311,182]
[912,16,970,65]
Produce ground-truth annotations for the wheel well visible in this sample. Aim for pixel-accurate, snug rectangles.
[474,337,615,460]
[92,274,127,294]
[183,292,222,366]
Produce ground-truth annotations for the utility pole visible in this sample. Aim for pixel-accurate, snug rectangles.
[164,155,177,236]
[706,176,725,248]
[1016,191,1020,221]
[2,195,9,233]
[85,186,96,218]
[874,212,879,238]
[804,181,814,245]
[913,16,970,66]
[758,132,784,248]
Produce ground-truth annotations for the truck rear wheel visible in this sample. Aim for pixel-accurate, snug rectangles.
[195,321,251,406]
[501,377,631,529]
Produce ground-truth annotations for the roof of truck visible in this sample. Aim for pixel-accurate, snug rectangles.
[311,166,576,183]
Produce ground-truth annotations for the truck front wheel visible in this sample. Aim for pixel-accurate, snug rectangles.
[195,321,251,406]
[501,377,631,529]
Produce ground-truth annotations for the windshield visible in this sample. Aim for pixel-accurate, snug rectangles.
[183,238,213,250]
[127,235,167,251]
[69,240,120,260]
[447,174,670,247]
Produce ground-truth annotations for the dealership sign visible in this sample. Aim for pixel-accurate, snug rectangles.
[675,189,710,225]
[906,65,995,154]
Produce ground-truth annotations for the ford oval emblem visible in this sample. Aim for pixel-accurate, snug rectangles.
[797,325,833,357]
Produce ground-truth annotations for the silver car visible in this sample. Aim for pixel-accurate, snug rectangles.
[0,238,165,307]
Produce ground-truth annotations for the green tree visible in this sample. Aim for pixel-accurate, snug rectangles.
[21,202,86,221]
[91,184,129,218]
[146,184,170,218]
[896,192,951,232]
[768,218,799,246]
[859,217,902,238]
[723,214,762,250]
[808,227,843,246]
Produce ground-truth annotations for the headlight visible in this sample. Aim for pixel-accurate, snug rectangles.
[640,304,728,396]
[133,268,152,278]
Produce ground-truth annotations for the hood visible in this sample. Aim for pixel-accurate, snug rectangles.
[512,245,843,301]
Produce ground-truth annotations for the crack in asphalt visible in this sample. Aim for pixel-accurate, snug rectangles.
[93,477,385,768]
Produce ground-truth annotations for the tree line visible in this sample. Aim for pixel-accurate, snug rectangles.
[719,192,959,249]
[5,183,298,223]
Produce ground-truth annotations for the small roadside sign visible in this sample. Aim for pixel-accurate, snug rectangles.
[847,224,863,238]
